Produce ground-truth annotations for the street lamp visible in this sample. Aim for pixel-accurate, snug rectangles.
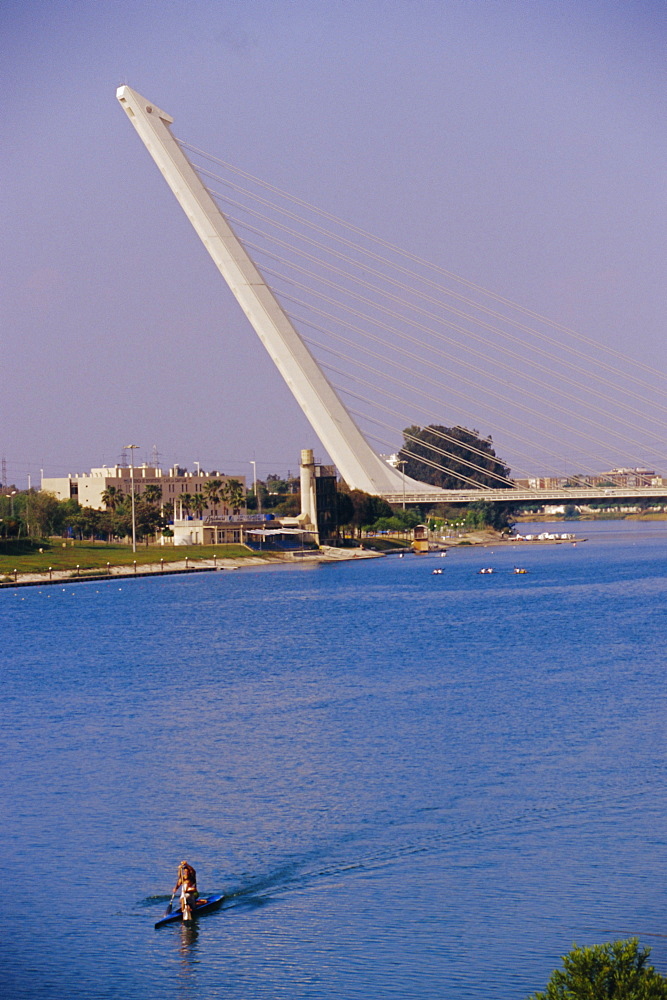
[126,444,140,553]
[249,460,257,513]
[398,460,406,510]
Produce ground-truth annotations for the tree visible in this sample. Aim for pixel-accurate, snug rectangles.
[142,485,162,506]
[25,491,60,537]
[347,490,393,537]
[399,424,511,490]
[464,500,515,532]
[266,474,289,494]
[111,509,132,539]
[190,493,206,519]
[202,479,222,511]
[70,506,102,541]
[270,493,301,517]
[101,485,125,511]
[223,479,245,514]
[335,491,355,534]
[527,939,667,1000]
[134,499,164,541]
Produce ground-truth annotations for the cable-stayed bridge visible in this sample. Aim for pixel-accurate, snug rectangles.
[117,87,666,507]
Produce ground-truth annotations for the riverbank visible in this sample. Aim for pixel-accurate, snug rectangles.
[0,527,591,588]
[0,544,383,588]
[436,527,584,547]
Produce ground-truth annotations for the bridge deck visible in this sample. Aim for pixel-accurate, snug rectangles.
[381,486,667,505]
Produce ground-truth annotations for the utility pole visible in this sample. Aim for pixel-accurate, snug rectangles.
[250,461,258,513]
[398,461,406,510]
[126,444,140,552]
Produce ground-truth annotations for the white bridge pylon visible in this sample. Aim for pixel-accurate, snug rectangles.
[117,85,441,499]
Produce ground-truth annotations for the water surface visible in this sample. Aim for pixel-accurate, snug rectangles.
[3,521,666,998]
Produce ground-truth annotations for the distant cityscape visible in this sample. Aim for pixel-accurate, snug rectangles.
[513,467,664,490]
[0,461,663,496]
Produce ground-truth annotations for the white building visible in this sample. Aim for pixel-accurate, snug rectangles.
[42,465,246,519]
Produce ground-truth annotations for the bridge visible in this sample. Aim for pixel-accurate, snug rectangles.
[117,86,666,508]
[382,485,667,506]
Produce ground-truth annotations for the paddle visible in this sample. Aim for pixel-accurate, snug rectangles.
[164,890,177,916]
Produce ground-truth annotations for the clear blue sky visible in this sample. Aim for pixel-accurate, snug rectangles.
[2,0,665,486]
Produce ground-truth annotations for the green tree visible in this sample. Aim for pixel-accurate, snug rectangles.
[527,939,667,1000]
[71,506,102,541]
[400,424,511,490]
[202,479,222,511]
[101,485,125,511]
[266,475,289,494]
[347,490,393,537]
[270,493,301,517]
[112,509,132,539]
[142,485,162,506]
[134,499,164,541]
[57,498,82,533]
[223,479,245,513]
[335,490,355,535]
[463,500,515,532]
[26,491,60,537]
[190,492,206,519]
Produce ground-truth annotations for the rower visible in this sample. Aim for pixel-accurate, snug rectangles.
[173,860,198,921]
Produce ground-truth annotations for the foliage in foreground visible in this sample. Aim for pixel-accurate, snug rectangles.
[527,939,667,1000]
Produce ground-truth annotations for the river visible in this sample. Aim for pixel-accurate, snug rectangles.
[2,520,666,998]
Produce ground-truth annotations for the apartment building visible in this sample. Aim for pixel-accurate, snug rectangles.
[41,465,246,517]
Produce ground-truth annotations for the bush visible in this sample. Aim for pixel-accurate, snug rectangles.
[527,939,667,1000]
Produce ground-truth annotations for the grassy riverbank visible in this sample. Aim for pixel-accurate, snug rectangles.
[0,540,264,578]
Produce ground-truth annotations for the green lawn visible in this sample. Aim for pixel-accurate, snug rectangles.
[0,540,266,577]
[358,537,408,551]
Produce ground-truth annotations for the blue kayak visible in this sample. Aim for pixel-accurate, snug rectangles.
[154,894,224,928]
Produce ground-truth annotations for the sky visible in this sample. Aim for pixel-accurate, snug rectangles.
[2,0,665,488]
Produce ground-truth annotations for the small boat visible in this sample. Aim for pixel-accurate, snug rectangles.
[514,567,528,574]
[155,893,225,928]
[478,567,494,574]
[432,567,443,575]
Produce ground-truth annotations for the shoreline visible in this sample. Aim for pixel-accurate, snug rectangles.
[0,545,383,589]
[0,526,596,590]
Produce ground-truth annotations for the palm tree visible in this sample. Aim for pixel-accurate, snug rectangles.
[143,485,162,506]
[180,493,194,518]
[190,493,206,519]
[224,479,246,514]
[202,479,222,514]
[101,485,125,512]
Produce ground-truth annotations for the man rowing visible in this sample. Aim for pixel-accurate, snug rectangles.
[173,860,198,921]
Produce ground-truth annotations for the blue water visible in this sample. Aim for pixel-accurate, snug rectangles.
[2,520,667,999]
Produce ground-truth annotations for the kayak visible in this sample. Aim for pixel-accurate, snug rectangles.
[154,894,225,928]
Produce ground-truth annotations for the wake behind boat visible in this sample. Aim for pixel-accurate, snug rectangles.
[155,893,225,928]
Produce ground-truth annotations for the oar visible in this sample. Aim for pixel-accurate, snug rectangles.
[164,890,177,916]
